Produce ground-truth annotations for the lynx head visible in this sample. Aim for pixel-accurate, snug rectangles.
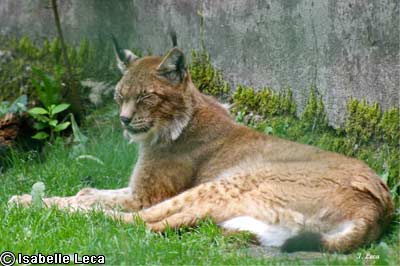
[112,35,193,144]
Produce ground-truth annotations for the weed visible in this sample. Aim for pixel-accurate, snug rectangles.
[28,103,71,141]
[189,50,230,100]
[231,85,296,117]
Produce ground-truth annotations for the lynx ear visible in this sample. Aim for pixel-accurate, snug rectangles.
[112,35,138,73]
[157,48,186,84]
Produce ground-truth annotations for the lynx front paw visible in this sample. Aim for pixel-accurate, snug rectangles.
[8,194,32,207]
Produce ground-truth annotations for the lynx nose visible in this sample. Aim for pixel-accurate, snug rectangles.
[120,116,131,126]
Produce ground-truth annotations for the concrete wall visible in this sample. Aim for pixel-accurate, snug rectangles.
[0,0,398,125]
[0,0,136,48]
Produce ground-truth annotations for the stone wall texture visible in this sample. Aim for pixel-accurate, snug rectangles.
[0,0,398,125]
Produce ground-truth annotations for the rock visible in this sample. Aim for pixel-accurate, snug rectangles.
[0,113,20,147]
[0,112,32,148]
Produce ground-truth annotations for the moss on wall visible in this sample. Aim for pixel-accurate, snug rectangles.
[300,89,328,133]
[189,50,230,100]
[231,85,296,118]
[345,98,382,146]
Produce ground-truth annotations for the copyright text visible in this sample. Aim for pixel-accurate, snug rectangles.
[0,251,105,265]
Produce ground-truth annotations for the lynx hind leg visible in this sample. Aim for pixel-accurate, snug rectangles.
[116,180,249,232]
[113,181,296,248]
[320,218,384,253]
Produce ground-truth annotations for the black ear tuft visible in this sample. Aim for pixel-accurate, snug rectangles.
[111,34,124,62]
[170,29,178,47]
[157,48,186,84]
[111,34,138,73]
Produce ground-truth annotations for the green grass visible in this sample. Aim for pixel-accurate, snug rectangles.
[0,107,399,265]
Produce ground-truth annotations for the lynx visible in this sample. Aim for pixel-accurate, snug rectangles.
[9,35,393,253]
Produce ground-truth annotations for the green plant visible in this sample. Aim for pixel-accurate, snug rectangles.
[31,67,63,108]
[300,89,328,133]
[345,98,382,147]
[189,50,230,99]
[378,107,400,147]
[28,103,71,141]
[29,67,72,141]
[30,181,46,209]
[69,113,89,158]
[231,85,296,118]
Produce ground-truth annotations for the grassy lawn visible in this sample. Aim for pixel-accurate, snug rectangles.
[0,107,398,266]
